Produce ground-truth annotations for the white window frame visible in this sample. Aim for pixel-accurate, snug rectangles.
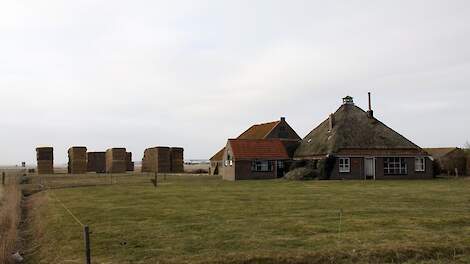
[415,157,425,172]
[339,158,350,173]
[251,160,272,172]
[384,157,408,175]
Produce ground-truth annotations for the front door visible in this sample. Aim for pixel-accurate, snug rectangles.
[364,158,375,180]
[276,161,285,178]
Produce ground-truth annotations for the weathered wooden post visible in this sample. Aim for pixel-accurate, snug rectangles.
[2,172,5,185]
[83,225,91,264]
[338,209,343,241]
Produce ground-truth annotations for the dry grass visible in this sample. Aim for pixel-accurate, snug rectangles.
[0,184,22,263]
[25,176,470,263]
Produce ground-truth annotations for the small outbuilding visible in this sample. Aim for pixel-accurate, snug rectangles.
[424,147,467,176]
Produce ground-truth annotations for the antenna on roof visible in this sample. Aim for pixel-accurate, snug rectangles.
[367,92,374,118]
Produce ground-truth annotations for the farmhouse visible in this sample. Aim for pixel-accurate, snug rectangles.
[294,94,433,180]
[424,147,467,176]
[210,117,301,176]
[221,139,291,181]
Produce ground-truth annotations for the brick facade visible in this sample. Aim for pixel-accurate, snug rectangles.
[330,156,433,180]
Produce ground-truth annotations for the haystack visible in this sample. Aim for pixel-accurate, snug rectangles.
[87,152,106,173]
[126,152,134,172]
[36,147,54,174]
[170,147,184,173]
[106,148,127,173]
[68,146,87,174]
[141,147,171,173]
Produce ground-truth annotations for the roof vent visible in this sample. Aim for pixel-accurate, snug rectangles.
[342,96,354,105]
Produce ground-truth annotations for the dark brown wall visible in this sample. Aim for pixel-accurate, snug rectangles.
[266,119,301,140]
[330,157,363,180]
[233,160,278,180]
[330,156,433,180]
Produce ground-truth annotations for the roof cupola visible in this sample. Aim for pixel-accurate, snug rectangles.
[342,96,354,105]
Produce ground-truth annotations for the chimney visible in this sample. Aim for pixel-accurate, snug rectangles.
[328,114,335,132]
[367,92,374,118]
[280,117,286,122]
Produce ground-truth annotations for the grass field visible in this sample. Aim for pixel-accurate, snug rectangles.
[25,176,470,263]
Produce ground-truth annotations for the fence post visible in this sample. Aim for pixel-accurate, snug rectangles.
[84,225,91,264]
[2,172,5,185]
[338,209,343,241]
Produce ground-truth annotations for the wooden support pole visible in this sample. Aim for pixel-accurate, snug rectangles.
[84,225,91,264]
[2,172,5,185]
[338,209,343,241]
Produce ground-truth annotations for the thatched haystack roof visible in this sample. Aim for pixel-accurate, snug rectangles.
[295,100,427,158]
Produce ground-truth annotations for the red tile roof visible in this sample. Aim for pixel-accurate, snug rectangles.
[229,139,289,160]
[237,121,280,139]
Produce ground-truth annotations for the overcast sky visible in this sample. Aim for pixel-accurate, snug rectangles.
[1,0,470,165]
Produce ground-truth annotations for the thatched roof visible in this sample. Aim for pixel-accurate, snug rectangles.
[294,102,426,158]
[424,147,462,159]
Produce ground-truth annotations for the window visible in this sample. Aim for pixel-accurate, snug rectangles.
[251,161,272,172]
[384,157,408,175]
[415,157,425,172]
[339,158,350,173]
[225,154,232,167]
[277,161,284,169]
